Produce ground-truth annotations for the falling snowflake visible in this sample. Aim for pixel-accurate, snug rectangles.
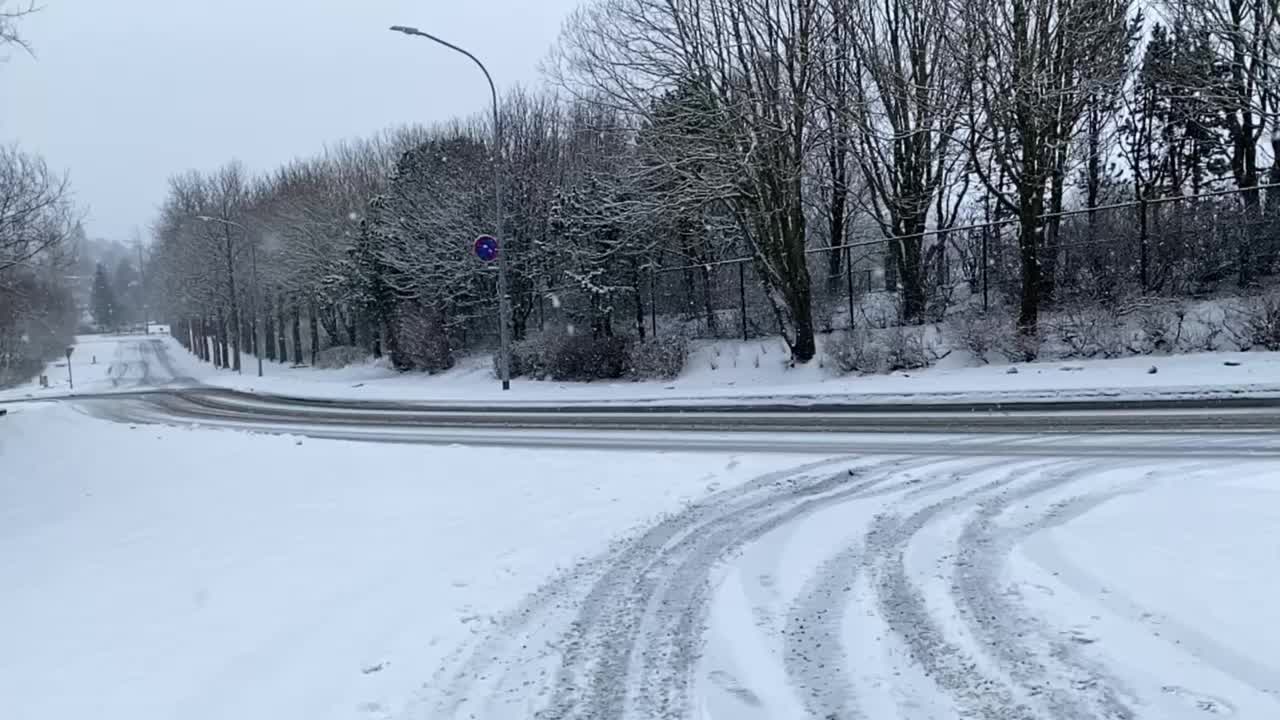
[549,293,562,309]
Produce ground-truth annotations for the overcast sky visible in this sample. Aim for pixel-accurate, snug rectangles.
[1,0,580,242]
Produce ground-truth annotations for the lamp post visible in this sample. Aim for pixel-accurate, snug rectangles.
[196,215,263,378]
[389,24,512,391]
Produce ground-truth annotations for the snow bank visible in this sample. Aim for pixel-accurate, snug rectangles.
[167,333,1280,405]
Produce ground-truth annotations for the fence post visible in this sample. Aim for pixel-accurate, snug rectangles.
[650,267,658,339]
[845,248,855,330]
[738,261,748,341]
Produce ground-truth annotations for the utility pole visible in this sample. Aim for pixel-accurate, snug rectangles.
[390,24,512,391]
[137,242,147,333]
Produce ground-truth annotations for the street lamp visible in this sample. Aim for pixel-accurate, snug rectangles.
[196,215,263,378]
[390,24,512,391]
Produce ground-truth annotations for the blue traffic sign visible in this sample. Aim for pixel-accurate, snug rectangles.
[474,235,499,262]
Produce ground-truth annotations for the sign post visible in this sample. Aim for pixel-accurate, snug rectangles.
[65,346,74,390]
[473,234,511,389]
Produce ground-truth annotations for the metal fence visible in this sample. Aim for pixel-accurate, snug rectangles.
[434,182,1280,352]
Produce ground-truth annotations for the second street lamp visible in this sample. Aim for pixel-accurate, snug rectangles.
[196,215,263,378]
[389,24,512,391]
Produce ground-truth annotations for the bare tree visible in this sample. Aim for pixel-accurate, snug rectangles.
[555,0,830,362]
[1165,0,1279,283]
[0,142,80,388]
[0,1,38,55]
[836,0,969,323]
[0,145,73,276]
[959,0,1134,340]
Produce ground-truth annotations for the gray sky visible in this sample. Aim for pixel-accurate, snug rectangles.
[1,0,580,242]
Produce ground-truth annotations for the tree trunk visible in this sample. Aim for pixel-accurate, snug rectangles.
[276,292,288,364]
[291,302,303,366]
[1138,198,1149,291]
[891,216,928,325]
[308,299,320,366]
[700,265,717,336]
[633,260,646,342]
[214,309,226,368]
[221,313,231,369]
[1017,194,1043,344]
[783,209,816,363]
[345,306,358,347]
[222,229,242,373]
[319,304,340,345]
[1041,169,1064,305]
[263,294,276,362]
[884,247,898,293]
[826,146,849,296]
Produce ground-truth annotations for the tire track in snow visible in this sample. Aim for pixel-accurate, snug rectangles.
[423,456,954,720]
[625,458,959,720]
[423,458,868,718]
[951,464,1143,720]
[539,459,918,720]
[864,460,1073,719]
[779,458,1014,720]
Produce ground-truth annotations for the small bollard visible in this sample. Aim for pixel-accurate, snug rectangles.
[39,375,48,388]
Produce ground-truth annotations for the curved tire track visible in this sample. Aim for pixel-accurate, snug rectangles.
[423,457,950,720]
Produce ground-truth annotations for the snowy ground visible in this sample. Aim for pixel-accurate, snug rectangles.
[0,333,190,402]
[4,336,1279,720]
[0,401,807,720]
[166,335,1280,405]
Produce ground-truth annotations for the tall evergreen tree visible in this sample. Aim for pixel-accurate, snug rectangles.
[91,263,117,331]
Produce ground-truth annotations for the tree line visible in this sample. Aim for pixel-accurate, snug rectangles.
[151,0,1280,374]
[1,3,82,388]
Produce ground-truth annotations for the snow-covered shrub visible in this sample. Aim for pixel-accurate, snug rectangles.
[1048,306,1126,359]
[884,326,931,371]
[498,334,557,380]
[1132,301,1186,355]
[391,305,453,373]
[549,334,632,381]
[629,335,689,380]
[824,327,885,374]
[948,309,1013,364]
[313,345,369,369]
[1225,291,1280,351]
[859,292,900,329]
[1000,329,1041,362]
[1177,305,1226,353]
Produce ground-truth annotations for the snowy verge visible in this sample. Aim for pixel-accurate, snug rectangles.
[168,335,1280,405]
[0,333,145,400]
[8,333,1280,406]
[0,402,806,720]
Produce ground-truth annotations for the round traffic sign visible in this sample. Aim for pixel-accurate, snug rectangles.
[474,235,499,262]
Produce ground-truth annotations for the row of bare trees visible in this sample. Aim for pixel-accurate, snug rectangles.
[1,3,82,387]
[152,0,1280,370]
